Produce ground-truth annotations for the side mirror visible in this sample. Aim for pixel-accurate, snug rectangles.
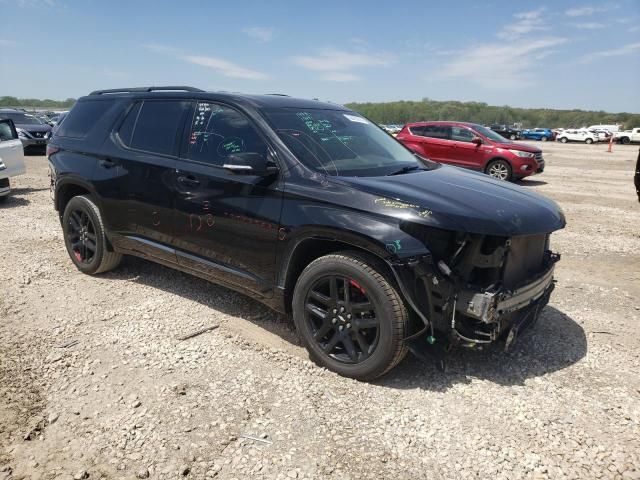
[223,152,278,176]
[472,136,483,146]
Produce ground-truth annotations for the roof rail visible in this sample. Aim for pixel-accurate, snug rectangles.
[265,93,290,97]
[89,86,205,95]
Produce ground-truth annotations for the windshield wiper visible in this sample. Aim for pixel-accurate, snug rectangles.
[387,165,422,176]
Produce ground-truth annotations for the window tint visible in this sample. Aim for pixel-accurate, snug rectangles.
[422,125,450,139]
[450,127,475,142]
[409,126,425,136]
[185,102,267,166]
[129,100,190,156]
[57,100,112,138]
[0,121,17,141]
[117,102,142,147]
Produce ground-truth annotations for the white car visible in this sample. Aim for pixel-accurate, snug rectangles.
[557,129,598,144]
[0,118,27,201]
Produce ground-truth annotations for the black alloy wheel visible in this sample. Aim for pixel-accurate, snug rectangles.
[66,208,97,265]
[292,252,408,380]
[62,195,122,274]
[304,275,380,364]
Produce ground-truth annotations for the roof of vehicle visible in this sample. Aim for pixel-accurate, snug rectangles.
[404,120,480,128]
[79,87,349,112]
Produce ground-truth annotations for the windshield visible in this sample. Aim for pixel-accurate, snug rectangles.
[473,124,510,143]
[1,112,44,125]
[263,108,429,176]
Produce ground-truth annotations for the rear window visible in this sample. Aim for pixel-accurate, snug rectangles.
[422,125,450,139]
[57,100,111,138]
[120,100,190,156]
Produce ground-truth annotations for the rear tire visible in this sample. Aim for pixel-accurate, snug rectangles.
[541,136,548,142]
[560,137,568,143]
[509,134,517,140]
[62,195,122,274]
[585,138,593,144]
[621,137,630,145]
[292,251,408,380]
[486,159,513,181]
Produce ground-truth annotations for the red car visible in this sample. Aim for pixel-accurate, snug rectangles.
[396,121,544,181]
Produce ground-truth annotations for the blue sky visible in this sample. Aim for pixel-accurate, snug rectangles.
[1,0,639,112]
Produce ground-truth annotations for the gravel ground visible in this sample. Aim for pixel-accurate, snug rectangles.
[1,142,639,480]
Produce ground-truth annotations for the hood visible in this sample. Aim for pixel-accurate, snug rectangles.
[16,123,51,132]
[498,142,540,153]
[332,165,565,237]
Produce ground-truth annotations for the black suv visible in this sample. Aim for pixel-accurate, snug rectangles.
[48,86,565,380]
[489,124,521,141]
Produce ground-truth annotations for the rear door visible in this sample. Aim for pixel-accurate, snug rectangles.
[171,101,283,297]
[0,119,26,177]
[417,125,452,162]
[101,99,191,262]
[447,126,483,169]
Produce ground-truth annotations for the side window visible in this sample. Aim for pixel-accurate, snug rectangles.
[409,126,425,136]
[128,100,191,156]
[117,102,142,146]
[450,127,475,142]
[185,102,267,166]
[422,125,450,139]
[0,121,17,141]
[56,100,112,138]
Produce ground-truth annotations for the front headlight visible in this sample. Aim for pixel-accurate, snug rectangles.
[17,129,28,138]
[0,160,6,171]
[509,149,534,158]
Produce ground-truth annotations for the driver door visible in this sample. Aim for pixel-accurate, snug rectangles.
[171,101,283,297]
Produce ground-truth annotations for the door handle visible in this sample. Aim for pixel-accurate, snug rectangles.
[99,158,117,169]
[177,175,201,186]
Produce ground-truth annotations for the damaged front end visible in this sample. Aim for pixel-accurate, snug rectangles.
[392,224,560,361]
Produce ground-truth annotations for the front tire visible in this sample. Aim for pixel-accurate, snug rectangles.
[509,134,517,140]
[486,159,513,181]
[541,136,548,142]
[560,137,568,143]
[62,195,122,274]
[585,138,593,144]
[292,252,408,380]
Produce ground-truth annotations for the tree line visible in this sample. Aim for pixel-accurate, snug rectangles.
[344,98,640,129]
[0,96,76,109]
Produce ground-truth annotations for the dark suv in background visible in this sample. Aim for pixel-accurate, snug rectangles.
[490,124,521,140]
[48,87,565,379]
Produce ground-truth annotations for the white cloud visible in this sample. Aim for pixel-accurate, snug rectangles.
[183,55,269,80]
[291,49,391,71]
[242,27,274,43]
[565,4,618,16]
[321,72,360,82]
[497,8,548,39]
[440,37,567,89]
[580,42,640,63]
[629,25,640,32]
[572,22,607,29]
[142,44,269,80]
[291,48,391,83]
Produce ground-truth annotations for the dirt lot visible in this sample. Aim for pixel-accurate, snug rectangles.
[1,142,639,480]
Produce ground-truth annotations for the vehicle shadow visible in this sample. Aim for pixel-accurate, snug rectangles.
[517,179,548,187]
[102,258,585,389]
[0,195,30,207]
[9,187,49,195]
[103,256,301,346]
[378,306,586,391]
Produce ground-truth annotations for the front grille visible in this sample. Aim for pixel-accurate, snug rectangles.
[30,131,46,138]
[534,152,543,162]
[0,178,9,188]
